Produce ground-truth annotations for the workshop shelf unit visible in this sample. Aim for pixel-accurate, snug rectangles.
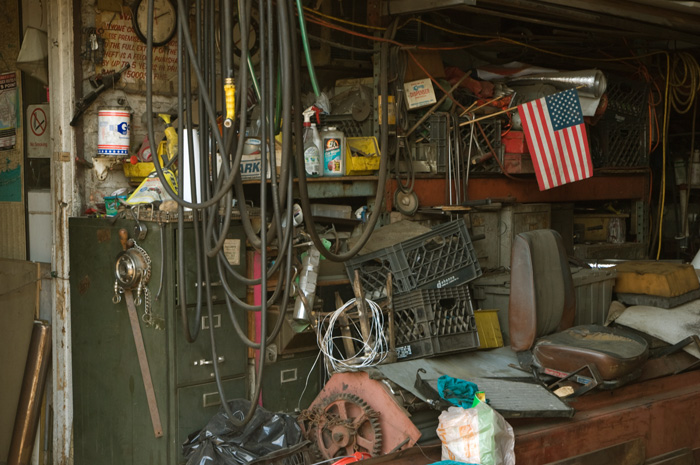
[69,216,248,465]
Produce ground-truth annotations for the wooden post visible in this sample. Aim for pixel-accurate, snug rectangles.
[335,292,356,358]
[386,273,397,363]
[352,270,373,356]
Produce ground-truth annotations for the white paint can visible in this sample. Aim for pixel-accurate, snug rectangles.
[97,108,130,155]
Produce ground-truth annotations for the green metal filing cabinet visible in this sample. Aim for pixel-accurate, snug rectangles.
[69,216,248,465]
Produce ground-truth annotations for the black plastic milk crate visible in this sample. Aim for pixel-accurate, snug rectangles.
[345,219,482,300]
[391,284,479,360]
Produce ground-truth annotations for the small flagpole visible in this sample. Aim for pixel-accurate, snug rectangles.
[458,107,517,127]
[459,85,587,127]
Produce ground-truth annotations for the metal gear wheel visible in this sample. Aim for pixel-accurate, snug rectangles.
[303,392,382,460]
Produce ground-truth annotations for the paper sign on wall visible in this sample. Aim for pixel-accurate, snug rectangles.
[27,104,49,158]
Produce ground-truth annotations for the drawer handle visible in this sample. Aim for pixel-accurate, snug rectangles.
[280,368,298,384]
[202,314,222,329]
[194,356,225,366]
[202,391,221,408]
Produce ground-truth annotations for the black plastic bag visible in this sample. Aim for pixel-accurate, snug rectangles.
[182,399,304,465]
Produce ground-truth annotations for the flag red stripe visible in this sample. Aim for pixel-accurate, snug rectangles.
[559,128,577,182]
[521,102,551,189]
[577,124,592,178]
[556,130,571,184]
[517,89,593,191]
[537,99,566,187]
[532,99,561,187]
[564,127,583,180]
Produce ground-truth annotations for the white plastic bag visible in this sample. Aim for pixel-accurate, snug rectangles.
[437,401,515,465]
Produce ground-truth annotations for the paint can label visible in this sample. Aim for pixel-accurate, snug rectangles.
[97,109,131,156]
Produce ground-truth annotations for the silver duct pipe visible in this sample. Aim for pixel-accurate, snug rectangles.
[507,69,607,98]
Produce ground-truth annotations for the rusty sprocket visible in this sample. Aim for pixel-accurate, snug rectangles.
[300,392,382,460]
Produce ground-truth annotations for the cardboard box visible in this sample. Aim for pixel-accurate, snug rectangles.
[404,50,445,82]
[404,78,437,110]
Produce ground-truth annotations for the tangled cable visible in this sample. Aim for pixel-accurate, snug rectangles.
[317,298,388,372]
[669,51,700,115]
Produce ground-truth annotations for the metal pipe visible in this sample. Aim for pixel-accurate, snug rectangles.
[8,321,52,465]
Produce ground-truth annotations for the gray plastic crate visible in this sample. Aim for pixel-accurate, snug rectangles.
[345,219,482,300]
[391,284,480,360]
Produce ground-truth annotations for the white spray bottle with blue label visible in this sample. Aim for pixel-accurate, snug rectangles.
[302,107,322,177]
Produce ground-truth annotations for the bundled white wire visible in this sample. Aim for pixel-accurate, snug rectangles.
[317,298,389,371]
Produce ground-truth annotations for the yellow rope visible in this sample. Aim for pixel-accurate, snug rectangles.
[303,6,387,31]
[657,53,671,260]
[397,17,666,62]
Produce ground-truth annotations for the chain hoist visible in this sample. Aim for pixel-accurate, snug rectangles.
[113,229,153,325]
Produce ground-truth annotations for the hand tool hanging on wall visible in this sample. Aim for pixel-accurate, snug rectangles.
[112,229,163,438]
[70,63,130,127]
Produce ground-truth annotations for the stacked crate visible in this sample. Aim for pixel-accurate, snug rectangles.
[590,75,650,168]
[345,219,483,360]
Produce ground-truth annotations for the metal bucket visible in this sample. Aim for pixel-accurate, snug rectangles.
[97,108,130,155]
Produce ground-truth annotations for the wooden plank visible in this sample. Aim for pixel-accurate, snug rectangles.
[544,438,645,465]
[513,371,700,464]
[645,448,694,465]
[386,172,649,210]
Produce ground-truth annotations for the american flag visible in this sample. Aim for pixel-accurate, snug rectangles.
[518,88,593,191]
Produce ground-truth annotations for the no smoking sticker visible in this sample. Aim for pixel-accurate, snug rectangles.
[30,107,47,136]
[27,104,50,158]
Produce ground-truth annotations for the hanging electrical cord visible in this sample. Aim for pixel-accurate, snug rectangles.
[669,52,700,115]
[655,53,672,260]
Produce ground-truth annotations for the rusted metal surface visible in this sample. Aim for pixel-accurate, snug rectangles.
[49,0,79,462]
[386,173,649,210]
[302,371,421,457]
[366,0,381,27]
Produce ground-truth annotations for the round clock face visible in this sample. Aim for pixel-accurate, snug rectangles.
[133,0,177,47]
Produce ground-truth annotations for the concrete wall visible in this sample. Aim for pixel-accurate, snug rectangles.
[77,0,179,212]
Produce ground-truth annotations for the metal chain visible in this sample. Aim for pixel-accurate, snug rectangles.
[131,239,153,325]
[132,239,152,285]
[113,279,123,304]
[142,287,153,326]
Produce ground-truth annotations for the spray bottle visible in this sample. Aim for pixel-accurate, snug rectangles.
[302,106,322,177]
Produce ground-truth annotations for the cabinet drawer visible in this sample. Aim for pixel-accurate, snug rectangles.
[178,226,247,306]
[177,377,247,463]
[175,304,248,385]
[261,352,321,413]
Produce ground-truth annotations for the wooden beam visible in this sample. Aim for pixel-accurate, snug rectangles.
[544,438,645,465]
[386,172,649,210]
